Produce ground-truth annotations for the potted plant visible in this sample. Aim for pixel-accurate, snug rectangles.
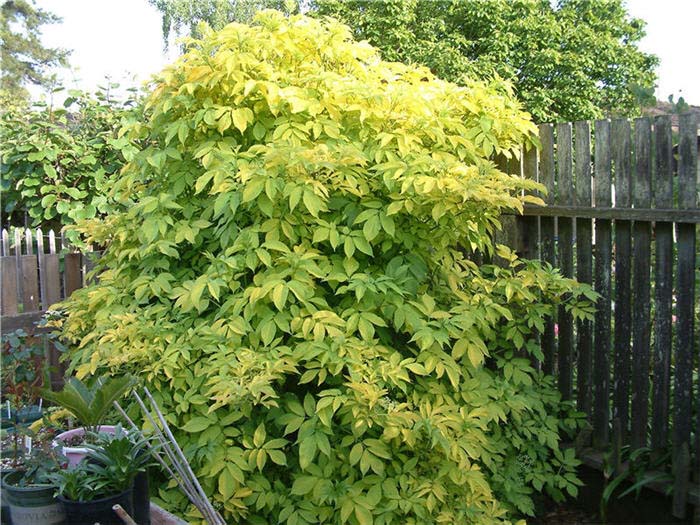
[42,374,136,466]
[1,329,47,429]
[1,445,65,525]
[49,425,154,525]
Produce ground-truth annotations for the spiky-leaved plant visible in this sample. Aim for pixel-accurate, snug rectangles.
[58,11,595,524]
[41,375,136,435]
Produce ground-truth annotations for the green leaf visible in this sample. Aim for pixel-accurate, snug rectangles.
[298,436,317,470]
[218,469,235,498]
[355,506,373,525]
[349,444,363,466]
[291,476,316,495]
[182,417,212,433]
[302,190,323,218]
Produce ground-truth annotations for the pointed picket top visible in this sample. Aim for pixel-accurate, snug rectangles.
[48,229,57,254]
[24,228,33,255]
[14,228,21,256]
[36,228,44,255]
[1,229,9,256]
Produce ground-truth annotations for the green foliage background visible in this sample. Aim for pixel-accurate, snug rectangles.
[314,0,658,123]
[0,87,140,231]
[150,0,658,123]
[58,12,596,524]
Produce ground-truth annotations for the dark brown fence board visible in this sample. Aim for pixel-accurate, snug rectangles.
[539,124,557,375]
[63,252,83,296]
[1,256,19,315]
[19,254,40,312]
[575,120,593,417]
[612,118,632,442]
[522,146,541,371]
[651,115,674,453]
[673,113,697,517]
[556,123,574,400]
[593,119,612,449]
[0,311,47,332]
[42,253,61,309]
[522,146,540,261]
[630,117,652,450]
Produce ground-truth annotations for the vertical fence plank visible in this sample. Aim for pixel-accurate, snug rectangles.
[672,113,697,518]
[41,229,61,309]
[593,119,612,449]
[63,252,83,298]
[522,147,540,262]
[575,121,593,418]
[521,146,542,370]
[651,115,674,454]
[14,228,23,308]
[20,229,40,312]
[37,228,47,310]
[630,118,652,451]
[556,123,574,400]
[539,124,557,376]
[1,255,18,315]
[612,119,632,443]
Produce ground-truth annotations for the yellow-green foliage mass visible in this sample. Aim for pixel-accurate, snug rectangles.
[59,11,596,524]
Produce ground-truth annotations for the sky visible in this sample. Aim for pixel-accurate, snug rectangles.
[31,0,700,107]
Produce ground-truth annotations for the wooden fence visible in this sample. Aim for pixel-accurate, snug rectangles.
[1,228,101,387]
[0,228,101,330]
[508,114,699,518]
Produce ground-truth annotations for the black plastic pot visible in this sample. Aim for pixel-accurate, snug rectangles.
[1,470,65,525]
[58,487,133,525]
[133,471,151,525]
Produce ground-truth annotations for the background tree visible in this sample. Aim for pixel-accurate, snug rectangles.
[149,0,658,123]
[0,0,70,100]
[148,0,286,47]
[313,0,658,123]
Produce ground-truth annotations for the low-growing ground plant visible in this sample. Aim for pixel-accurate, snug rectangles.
[57,11,596,524]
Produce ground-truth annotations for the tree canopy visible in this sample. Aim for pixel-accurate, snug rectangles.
[0,0,70,100]
[148,0,286,46]
[314,0,658,122]
[59,10,595,524]
[150,0,658,122]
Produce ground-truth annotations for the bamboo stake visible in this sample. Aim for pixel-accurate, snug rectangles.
[113,402,199,504]
[142,388,225,525]
[112,504,138,525]
[129,395,208,518]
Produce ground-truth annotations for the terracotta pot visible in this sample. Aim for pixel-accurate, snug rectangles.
[53,425,118,467]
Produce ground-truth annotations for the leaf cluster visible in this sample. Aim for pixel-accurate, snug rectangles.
[0,86,142,234]
[1,328,54,408]
[58,11,595,524]
[41,375,137,435]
